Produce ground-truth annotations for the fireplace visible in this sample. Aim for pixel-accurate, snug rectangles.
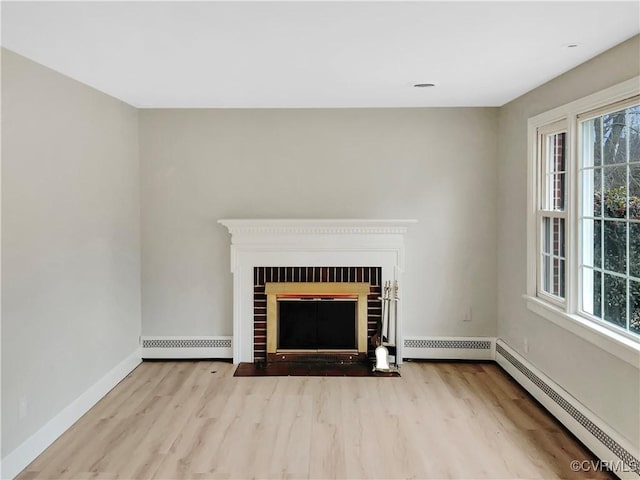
[218,219,415,364]
[254,268,379,362]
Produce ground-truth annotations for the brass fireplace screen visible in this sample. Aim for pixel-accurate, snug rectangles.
[265,282,370,354]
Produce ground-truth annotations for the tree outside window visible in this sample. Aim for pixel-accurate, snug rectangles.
[581,105,640,336]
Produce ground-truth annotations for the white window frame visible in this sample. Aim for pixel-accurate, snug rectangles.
[525,76,640,368]
[536,121,568,308]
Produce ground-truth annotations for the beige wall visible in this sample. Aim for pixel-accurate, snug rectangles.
[139,107,499,340]
[1,50,141,456]
[497,35,640,447]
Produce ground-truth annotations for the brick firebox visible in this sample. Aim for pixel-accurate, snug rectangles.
[253,266,382,362]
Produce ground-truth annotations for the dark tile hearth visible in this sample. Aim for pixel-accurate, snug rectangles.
[233,361,400,377]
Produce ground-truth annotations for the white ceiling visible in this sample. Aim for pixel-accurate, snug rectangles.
[1,1,639,108]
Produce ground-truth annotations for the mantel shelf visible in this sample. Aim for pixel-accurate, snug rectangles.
[218,218,417,236]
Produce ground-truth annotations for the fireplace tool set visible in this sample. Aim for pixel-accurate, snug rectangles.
[373,280,399,373]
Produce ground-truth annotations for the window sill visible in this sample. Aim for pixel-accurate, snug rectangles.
[523,294,640,368]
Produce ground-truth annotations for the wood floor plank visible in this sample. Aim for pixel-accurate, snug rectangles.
[16,361,615,480]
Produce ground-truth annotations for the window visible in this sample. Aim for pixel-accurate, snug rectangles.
[537,123,567,303]
[527,78,640,351]
[579,101,640,336]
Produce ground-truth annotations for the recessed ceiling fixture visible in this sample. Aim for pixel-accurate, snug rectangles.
[413,83,436,88]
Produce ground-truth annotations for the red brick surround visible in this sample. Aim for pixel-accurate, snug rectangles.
[253,266,382,362]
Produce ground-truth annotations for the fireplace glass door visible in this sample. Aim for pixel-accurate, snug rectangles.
[277,299,357,350]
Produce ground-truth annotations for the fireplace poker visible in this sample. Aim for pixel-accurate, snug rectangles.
[391,280,399,367]
[374,281,392,372]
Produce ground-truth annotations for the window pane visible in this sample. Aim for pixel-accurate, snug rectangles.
[547,132,566,172]
[543,255,551,292]
[582,168,602,217]
[582,219,601,268]
[552,173,565,210]
[543,133,567,211]
[594,118,603,166]
[553,133,566,172]
[542,217,551,254]
[631,280,640,334]
[631,163,640,220]
[553,218,565,257]
[603,220,627,274]
[558,259,565,298]
[549,257,560,295]
[593,268,603,318]
[593,168,603,217]
[582,267,598,316]
[582,117,601,168]
[630,106,640,163]
[603,273,626,327]
[602,109,628,165]
[594,219,602,268]
[631,222,640,279]
[540,215,565,299]
[602,166,628,218]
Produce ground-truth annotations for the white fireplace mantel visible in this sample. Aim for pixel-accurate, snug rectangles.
[218,219,417,363]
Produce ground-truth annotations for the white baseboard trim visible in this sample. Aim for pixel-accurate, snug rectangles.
[1,349,142,480]
[495,340,640,479]
[402,336,495,360]
[141,336,232,359]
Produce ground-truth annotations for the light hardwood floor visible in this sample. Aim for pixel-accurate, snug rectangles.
[17,361,613,480]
